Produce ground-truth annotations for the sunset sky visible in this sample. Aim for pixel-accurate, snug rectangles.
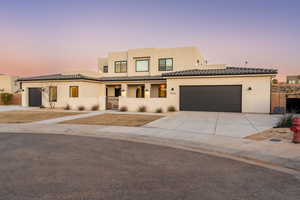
[1,0,299,80]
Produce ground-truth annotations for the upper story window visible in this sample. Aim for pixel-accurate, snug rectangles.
[103,66,108,73]
[115,61,127,73]
[136,59,149,72]
[158,58,173,71]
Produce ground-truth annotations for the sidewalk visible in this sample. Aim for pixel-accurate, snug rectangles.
[0,123,299,171]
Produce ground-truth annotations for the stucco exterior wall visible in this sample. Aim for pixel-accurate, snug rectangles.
[98,46,206,76]
[119,97,169,112]
[0,75,19,93]
[166,75,273,113]
[21,81,105,110]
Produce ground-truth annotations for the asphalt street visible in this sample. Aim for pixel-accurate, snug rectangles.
[0,132,299,200]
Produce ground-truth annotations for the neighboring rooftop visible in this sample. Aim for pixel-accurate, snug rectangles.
[162,67,278,77]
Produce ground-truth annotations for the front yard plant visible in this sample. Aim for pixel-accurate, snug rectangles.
[138,106,147,112]
[120,106,128,112]
[0,93,13,105]
[275,114,295,128]
[64,104,71,110]
[167,105,176,112]
[78,105,85,111]
[91,105,99,111]
[155,108,163,113]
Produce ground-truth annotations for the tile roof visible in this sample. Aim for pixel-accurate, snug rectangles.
[18,74,165,82]
[99,75,165,81]
[18,67,277,82]
[162,67,277,77]
[17,74,99,81]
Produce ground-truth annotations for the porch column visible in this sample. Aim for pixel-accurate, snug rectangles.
[121,83,127,97]
[145,83,151,99]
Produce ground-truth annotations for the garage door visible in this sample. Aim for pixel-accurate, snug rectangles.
[28,88,42,107]
[180,85,242,112]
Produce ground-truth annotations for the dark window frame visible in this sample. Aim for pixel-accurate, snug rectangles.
[103,65,108,73]
[69,86,79,98]
[135,59,150,72]
[158,58,173,71]
[114,61,127,73]
[49,86,57,102]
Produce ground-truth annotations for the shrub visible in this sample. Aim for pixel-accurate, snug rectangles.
[275,114,295,128]
[64,104,71,110]
[78,105,85,111]
[167,105,176,112]
[119,106,128,112]
[155,108,163,113]
[0,93,13,105]
[138,105,147,112]
[91,105,99,111]
[40,105,46,109]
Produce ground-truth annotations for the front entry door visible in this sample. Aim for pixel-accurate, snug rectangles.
[28,88,42,107]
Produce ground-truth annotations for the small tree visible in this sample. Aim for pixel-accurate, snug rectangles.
[272,79,278,84]
[0,93,13,105]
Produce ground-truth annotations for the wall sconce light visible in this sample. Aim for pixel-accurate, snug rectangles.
[145,89,149,92]
[171,88,174,91]
[248,87,252,91]
[121,89,125,92]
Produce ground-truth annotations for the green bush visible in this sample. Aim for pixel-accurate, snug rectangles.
[91,105,99,111]
[0,93,13,105]
[78,105,85,111]
[167,105,176,112]
[155,108,163,113]
[138,106,147,112]
[64,104,71,110]
[119,106,128,112]
[275,114,295,128]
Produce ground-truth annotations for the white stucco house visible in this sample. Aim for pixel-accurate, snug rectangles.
[18,46,277,113]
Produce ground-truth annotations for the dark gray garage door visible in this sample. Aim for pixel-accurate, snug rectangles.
[28,88,42,107]
[180,85,242,112]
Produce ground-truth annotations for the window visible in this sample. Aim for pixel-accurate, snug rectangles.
[49,86,57,102]
[159,84,167,98]
[136,86,145,98]
[115,88,121,97]
[103,66,108,73]
[115,61,127,73]
[159,58,173,71]
[70,86,79,98]
[136,60,149,72]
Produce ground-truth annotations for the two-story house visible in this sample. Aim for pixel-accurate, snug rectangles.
[18,46,277,113]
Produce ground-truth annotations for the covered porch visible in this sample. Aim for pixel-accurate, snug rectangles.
[104,81,168,111]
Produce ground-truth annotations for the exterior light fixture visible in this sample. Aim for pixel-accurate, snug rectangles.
[171,88,174,91]
[248,87,252,91]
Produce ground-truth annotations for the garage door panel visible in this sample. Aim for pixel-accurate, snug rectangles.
[180,85,242,112]
[29,88,42,107]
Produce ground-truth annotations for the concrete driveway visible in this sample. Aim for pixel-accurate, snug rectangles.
[146,112,281,138]
[0,105,27,112]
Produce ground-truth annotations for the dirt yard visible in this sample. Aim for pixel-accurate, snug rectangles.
[0,111,83,123]
[245,128,294,141]
[61,113,163,127]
